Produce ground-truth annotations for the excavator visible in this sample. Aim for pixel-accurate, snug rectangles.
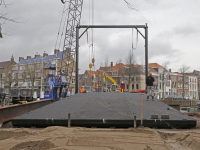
[98,70,120,92]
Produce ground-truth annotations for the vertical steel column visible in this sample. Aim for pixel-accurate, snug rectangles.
[145,23,148,83]
[75,26,79,94]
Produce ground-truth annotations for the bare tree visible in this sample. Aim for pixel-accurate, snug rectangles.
[123,0,139,11]
[0,1,20,38]
[25,61,37,93]
[161,61,170,99]
[179,64,190,100]
[125,50,136,92]
[117,58,122,64]
[5,68,17,90]
[104,55,109,67]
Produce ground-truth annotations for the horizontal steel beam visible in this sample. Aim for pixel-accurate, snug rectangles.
[78,25,146,28]
[0,99,52,123]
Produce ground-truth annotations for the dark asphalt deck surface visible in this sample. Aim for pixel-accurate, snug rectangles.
[13,93,193,121]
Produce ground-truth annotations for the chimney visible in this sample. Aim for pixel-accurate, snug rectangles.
[27,56,31,60]
[54,49,60,54]
[19,57,24,62]
[111,62,113,67]
[43,52,48,57]
[169,69,171,72]
[35,54,40,59]
[11,55,14,62]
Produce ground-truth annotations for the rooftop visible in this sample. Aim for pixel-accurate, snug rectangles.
[149,63,163,68]
[0,61,11,68]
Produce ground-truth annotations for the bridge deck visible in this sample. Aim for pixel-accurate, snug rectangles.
[12,93,196,128]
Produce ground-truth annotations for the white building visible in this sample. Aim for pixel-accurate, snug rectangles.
[189,74,198,99]
[149,63,171,99]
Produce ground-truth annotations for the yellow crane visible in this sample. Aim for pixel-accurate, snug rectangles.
[98,70,119,92]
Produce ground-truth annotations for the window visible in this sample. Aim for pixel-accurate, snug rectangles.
[132,84,134,89]
[18,73,22,79]
[127,84,129,89]
[1,73,5,78]
[166,81,170,87]
[136,77,139,81]
[72,79,75,84]
[160,82,161,89]
[92,74,95,80]
[136,84,139,90]
[167,75,171,80]
[112,71,117,75]
[131,77,134,81]
[51,59,56,64]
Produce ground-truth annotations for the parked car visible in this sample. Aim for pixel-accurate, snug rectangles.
[185,96,192,100]
[165,95,174,99]
[175,96,183,100]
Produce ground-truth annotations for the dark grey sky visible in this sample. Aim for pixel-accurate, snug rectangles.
[1,0,200,73]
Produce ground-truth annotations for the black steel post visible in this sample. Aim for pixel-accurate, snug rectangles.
[75,26,79,94]
[145,23,148,84]
[1,74,2,89]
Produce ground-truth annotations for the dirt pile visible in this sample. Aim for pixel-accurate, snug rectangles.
[158,131,200,150]
[0,130,30,140]
[10,140,55,150]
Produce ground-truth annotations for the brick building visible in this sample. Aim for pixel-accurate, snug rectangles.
[10,49,76,95]
[0,56,16,92]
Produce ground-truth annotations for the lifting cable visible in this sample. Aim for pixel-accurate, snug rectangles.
[88,0,91,70]
[87,0,95,71]
[132,27,138,51]
[54,3,67,50]
[92,0,95,72]
[58,5,69,51]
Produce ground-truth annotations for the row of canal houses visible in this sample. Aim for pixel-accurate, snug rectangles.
[0,51,199,99]
[149,63,199,99]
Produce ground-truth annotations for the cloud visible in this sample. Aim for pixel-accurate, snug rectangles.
[1,0,200,74]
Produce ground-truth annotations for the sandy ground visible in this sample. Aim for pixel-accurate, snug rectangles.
[1,127,200,150]
[0,117,200,150]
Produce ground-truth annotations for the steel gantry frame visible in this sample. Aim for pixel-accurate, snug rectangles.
[75,24,148,93]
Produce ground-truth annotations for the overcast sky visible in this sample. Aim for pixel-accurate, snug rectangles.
[1,0,200,74]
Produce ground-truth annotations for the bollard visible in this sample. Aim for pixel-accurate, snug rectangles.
[68,113,71,127]
[141,94,143,127]
[134,116,136,128]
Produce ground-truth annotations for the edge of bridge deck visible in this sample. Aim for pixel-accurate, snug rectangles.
[12,93,196,129]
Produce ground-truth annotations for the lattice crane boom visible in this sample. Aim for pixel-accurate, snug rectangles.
[61,0,83,90]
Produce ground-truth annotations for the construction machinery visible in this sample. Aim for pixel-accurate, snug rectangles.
[42,74,68,101]
[10,88,40,104]
[98,70,119,92]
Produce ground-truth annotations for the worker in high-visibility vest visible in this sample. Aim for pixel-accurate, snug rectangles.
[79,86,86,93]
[120,81,125,92]
[94,82,98,92]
